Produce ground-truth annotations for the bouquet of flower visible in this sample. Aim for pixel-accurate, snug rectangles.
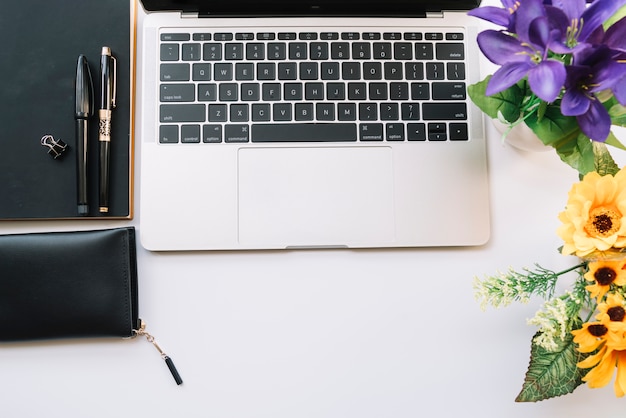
[468,0,626,177]
[469,0,626,402]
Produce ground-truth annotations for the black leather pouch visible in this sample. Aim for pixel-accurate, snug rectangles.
[0,227,181,384]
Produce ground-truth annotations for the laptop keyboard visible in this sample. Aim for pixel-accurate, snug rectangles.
[158,30,468,144]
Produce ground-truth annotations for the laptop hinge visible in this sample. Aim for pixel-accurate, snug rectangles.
[181,12,199,18]
[426,11,444,18]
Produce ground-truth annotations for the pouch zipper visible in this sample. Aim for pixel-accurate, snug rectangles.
[133,319,183,385]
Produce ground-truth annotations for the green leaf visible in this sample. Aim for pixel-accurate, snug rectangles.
[593,142,620,176]
[605,5,626,29]
[468,76,524,123]
[516,324,589,402]
[608,102,626,127]
[605,131,626,151]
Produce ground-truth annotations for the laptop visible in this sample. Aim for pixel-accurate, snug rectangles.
[136,0,490,251]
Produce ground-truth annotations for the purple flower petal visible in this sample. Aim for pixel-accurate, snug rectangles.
[548,0,586,21]
[528,16,552,50]
[605,17,626,53]
[467,6,512,28]
[580,0,626,42]
[577,99,612,142]
[613,76,626,105]
[486,62,533,96]
[477,30,531,65]
[515,0,547,42]
[527,60,566,102]
[561,89,591,116]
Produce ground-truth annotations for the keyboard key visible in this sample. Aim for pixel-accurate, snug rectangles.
[203,43,222,60]
[181,124,201,143]
[310,42,329,60]
[407,123,426,141]
[230,104,249,122]
[257,32,275,40]
[352,43,371,59]
[241,83,260,101]
[331,42,350,59]
[252,123,357,142]
[436,43,465,60]
[341,32,360,40]
[236,33,254,40]
[235,63,255,80]
[182,43,201,61]
[425,32,443,41]
[425,62,445,80]
[359,123,383,141]
[257,63,276,80]
[214,33,234,41]
[390,82,409,100]
[203,124,222,142]
[198,84,217,101]
[316,103,335,120]
[326,83,345,100]
[160,104,205,122]
[160,84,195,102]
[225,43,244,60]
[386,123,405,141]
[450,123,469,140]
[383,32,402,40]
[160,44,179,61]
[246,43,265,60]
[321,62,340,80]
[268,43,287,60]
[159,125,179,143]
[405,62,424,80]
[447,62,465,80]
[193,33,211,41]
[363,62,382,80]
[225,124,250,143]
[369,83,388,100]
[384,62,403,80]
[192,63,211,81]
[278,62,297,80]
[300,32,318,40]
[300,62,318,80]
[373,43,392,59]
[278,32,297,40]
[428,122,447,141]
[160,63,189,81]
[393,43,412,60]
[289,43,308,60]
[348,82,366,100]
[363,32,381,40]
[403,32,422,41]
[359,103,377,120]
[214,63,233,81]
[252,104,271,121]
[380,103,399,120]
[401,103,420,120]
[305,83,324,100]
[262,83,281,100]
[284,83,303,100]
[432,82,466,100]
[415,43,434,60]
[209,104,227,122]
[161,33,190,42]
[342,62,361,79]
[422,103,467,120]
[273,103,292,121]
[219,83,238,101]
[411,83,430,100]
[295,103,314,121]
[446,33,464,41]
[337,103,357,120]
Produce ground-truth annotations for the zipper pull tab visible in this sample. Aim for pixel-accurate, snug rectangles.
[134,320,183,385]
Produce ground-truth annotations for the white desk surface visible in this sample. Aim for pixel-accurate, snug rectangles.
[3,1,626,416]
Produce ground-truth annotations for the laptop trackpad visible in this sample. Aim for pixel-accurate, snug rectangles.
[237,147,396,247]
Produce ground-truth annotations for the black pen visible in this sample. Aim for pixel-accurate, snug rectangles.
[75,55,94,216]
[98,46,116,214]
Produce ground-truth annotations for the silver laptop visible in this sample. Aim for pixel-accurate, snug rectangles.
[137,0,490,251]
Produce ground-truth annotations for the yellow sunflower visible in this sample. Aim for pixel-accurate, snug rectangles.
[557,168,626,257]
[572,321,608,352]
[578,346,626,397]
[584,260,626,301]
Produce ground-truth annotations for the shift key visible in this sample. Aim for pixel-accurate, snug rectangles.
[422,103,467,120]
[160,104,206,122]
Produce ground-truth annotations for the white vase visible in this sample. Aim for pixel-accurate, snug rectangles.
[492,119,550,152]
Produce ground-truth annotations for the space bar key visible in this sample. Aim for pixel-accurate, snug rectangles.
[251,123,358,142]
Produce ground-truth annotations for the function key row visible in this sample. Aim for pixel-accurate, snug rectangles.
[161,32,465,42]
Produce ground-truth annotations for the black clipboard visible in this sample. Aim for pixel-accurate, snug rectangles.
[0,0,134,219]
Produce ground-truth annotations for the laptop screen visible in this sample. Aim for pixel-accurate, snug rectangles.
[140,0,480,16]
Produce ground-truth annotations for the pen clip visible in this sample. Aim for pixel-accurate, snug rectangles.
[111,55,117,109]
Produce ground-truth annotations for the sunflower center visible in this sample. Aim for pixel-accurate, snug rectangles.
[608,306,626,322]
[585,207,621,238]
[595,267,617,286]
[588,324,608,337]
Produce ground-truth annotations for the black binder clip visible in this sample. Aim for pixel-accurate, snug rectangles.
[40,135,68,159]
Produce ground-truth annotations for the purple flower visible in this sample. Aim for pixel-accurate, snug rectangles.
[477,16,566,102]
[467,0,522,30]
[561,47,623,141]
